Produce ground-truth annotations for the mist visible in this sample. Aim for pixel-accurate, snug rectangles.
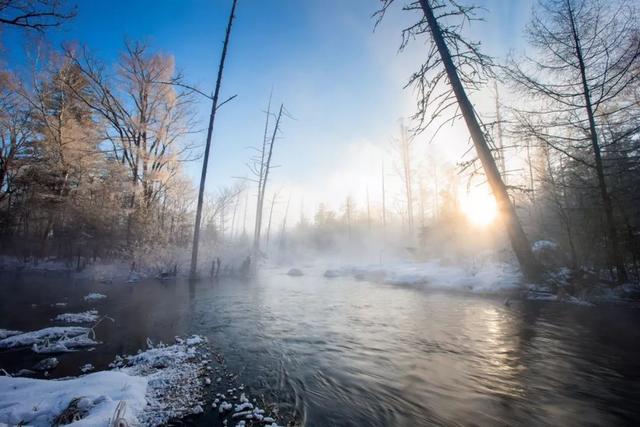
[1,0,640,426]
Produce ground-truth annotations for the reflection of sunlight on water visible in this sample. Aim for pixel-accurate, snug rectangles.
[476,306,526,398]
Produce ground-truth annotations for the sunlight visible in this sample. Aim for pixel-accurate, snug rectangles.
[459,190,498,226]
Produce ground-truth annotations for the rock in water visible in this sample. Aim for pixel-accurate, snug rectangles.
[33,357,59,371]
[287,268,303,277]
[324,270,340,278]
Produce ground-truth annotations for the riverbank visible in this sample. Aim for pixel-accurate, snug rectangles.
[0,334,283,426]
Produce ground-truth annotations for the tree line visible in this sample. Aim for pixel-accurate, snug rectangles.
[377,0,639,284]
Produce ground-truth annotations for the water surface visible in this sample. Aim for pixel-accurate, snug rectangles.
[1,269,639,426]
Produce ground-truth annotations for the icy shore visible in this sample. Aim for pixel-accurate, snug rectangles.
[0,336,208,426]
[0,335,284,426]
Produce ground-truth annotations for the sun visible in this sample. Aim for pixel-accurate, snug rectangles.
[459,190,498,226]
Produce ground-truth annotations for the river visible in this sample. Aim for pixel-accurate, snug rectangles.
[1,267,639,426]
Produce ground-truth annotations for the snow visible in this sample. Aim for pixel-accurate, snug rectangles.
[83,293,107,301]
[109,335,209,425]
[32,357,59,371]
[32,333,100,354]
[0,327,92,349]
[525,287,595,306]
[532,240,558,254]
[0,335,209,426]
[185,335,205,345]
[0,371,147,426]
[348,260,522,293]
[53,310,99,324]
[0,329,22,340]
[80,364,94,373]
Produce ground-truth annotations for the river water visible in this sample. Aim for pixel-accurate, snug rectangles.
[1,268,639,426]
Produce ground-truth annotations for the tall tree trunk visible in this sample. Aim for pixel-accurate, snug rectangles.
[230,190,241,239]
[418,0,541,279]
[399,122,414,232]
[366,186,371,230]
[190,0,238,279]
[253,95,272,250]
[381,161,387,228]
[566,1,626,283]
[494,81,507,181]
[265,191,278,250]
[279,193,291,250]
[253,104,283,254]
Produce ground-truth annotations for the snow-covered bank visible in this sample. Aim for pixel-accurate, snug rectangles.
[352,260,522,293]
[0,371,147,426]
[0,336,210,426]
[288,259,523,294]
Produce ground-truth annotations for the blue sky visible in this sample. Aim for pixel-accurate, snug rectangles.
[2,0,534,214]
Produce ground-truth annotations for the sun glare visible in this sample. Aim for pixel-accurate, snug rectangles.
[460,190,498,226]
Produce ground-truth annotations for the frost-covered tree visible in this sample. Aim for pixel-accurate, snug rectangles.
[507,0,640,282]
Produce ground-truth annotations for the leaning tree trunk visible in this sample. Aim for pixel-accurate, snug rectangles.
[418,0,542,279]
[190,0,238,279]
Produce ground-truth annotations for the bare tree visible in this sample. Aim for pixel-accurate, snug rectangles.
[203,185,243,243]
[393,121,415,232]
[190,0,238,279]
[381,160,387,227]
[343,195,354,240]
[265,189,281,250]
[376,0,542,278]
[278,193,291,250]
[507,0,640,282]
[252,103,284,254]
[493,81,507,181]
[0,0,75,31]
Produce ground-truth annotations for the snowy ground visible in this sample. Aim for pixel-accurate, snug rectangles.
[0,335,284,426]
[283,255,639,305]
[0,371,147,426]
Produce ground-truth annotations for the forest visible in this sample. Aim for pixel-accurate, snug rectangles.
[1,0,640,426]
[1,0,639,288]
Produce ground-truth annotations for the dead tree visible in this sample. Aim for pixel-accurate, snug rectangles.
[250,95,272,251]
[252,103,284,254]
[190,0,238,279]
[376,0,542,279]
[265,189,281,250]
